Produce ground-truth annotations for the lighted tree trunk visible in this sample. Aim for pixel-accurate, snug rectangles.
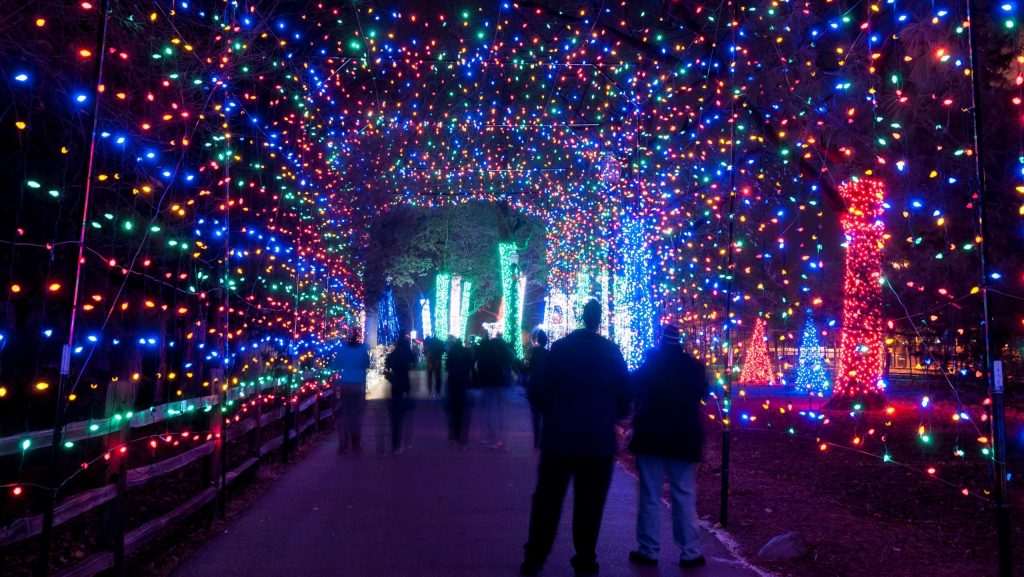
[833,179,888,404]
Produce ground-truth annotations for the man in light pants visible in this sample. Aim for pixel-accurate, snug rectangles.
[628,324,708,569]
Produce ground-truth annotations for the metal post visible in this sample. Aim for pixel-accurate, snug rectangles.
[964,2,1012,575]
[35,3,110,575]
[719,0,740,528]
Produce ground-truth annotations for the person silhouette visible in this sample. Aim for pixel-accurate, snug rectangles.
[521,299,630,577]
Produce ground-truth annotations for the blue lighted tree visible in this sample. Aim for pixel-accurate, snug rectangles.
[377,285,400,346]
[795,313,830,394]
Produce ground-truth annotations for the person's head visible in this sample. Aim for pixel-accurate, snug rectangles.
[660,324,681,347]
[345,326,362,346]
[581,299,601,331]
[533,329,548,348]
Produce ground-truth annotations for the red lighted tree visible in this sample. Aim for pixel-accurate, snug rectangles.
[834,179,888,403]
[738,317,776,386]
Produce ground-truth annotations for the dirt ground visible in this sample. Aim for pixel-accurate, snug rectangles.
[653,391,1024,577]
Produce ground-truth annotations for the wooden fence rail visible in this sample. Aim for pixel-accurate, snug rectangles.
[1,387,335,577]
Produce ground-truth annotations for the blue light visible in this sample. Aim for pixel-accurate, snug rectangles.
[14,73,28,82]
[75,93,88,103]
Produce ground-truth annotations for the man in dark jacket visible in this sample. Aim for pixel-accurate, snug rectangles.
[521,300,630,577]
[385,335,416,454]
[627,324,708,569]
[475,333,513,449]
[423,336,446,398]
[524,329,550,449]
[445,337,474,447]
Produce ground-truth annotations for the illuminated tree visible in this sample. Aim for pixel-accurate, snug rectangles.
[738,317,776,386]
[377,286,400,346]
[434,273,452,340]
[795,314,830,394]
[834,179,888,402]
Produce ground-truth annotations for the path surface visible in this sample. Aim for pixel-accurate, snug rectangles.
[173,373,768,577]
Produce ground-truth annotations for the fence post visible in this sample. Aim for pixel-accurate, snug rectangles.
[249,391,263,466]
[98,417,129,577]
[313,382,322,432]
[211,376,225,519]
[281,389,293,464]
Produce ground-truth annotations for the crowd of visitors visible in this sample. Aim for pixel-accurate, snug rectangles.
[328,297,708,577]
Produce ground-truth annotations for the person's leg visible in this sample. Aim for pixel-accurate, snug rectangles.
[634,454,665,559]
[426,360,435,394]
[459,392,472,446]
[531,411,542,449]
[523,453,573,567]
[335,385,347,452]
[389,393,404,452]
[483,388,498,445]
[570,456,614,571]
[667,460,702,561]
[349,393,366,453]
[494,387,506,447]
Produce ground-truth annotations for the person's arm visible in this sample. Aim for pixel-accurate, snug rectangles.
[531,348,558,413]
[611,345,631,420]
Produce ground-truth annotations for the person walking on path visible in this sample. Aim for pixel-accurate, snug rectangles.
[521,299,631,577]
[474,332,513,450]
[445,336,474,447]
[385,334,416,454]
[524,329,550,449]
[332,329,371,454]
[424,336,446,398]
[627,324,708,569]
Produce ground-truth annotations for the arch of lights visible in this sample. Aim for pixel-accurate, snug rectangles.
[0,0,1020,513]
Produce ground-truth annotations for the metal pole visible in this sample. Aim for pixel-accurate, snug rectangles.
[719,0,740,528]
[964,2,1012,575]
[36,2,110,575]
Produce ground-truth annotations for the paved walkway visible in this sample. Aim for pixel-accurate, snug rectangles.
[173,374,767,577]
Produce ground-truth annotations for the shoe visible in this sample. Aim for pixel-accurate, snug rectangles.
[679,556,706,569]
[628,551,658,566]
[572,560,599,577]
[519,560,543,576]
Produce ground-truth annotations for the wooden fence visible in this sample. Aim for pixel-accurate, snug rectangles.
[0,382,335,577]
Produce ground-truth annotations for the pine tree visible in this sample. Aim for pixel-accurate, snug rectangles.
[738,317,776,386]
[795,314,830,394]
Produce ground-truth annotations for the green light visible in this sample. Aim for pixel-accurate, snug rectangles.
[26,180,40,189]
[882,453,892,462]
[458,280,473,341]
[21,439,31,451]
[64,441,74,448]
[434,273,451,339]
[498,242,523,359]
